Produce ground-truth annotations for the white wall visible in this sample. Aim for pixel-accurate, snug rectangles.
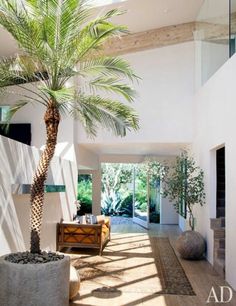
[77,42,195,145]
[160,197,178,225]
[77,145,99,170]
[0,135,77,256]
[192,54,236,290]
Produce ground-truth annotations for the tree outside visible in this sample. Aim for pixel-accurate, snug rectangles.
[77,174,92,215]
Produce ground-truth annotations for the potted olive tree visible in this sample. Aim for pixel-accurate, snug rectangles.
[0,1,139,305]
[163,151,206,259]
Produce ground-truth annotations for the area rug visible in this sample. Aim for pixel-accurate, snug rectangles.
[71,234,195,296]
[150,237,195,295]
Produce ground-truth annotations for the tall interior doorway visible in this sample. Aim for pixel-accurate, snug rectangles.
[216,147,225,218]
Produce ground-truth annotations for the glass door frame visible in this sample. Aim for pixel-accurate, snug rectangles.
[132,165,150,229]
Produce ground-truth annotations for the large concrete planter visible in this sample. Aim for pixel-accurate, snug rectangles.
[0,254,70,306]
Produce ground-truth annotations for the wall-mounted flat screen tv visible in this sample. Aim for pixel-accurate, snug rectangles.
[0,123,31,145]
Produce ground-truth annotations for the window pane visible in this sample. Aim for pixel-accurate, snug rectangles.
[0,106,10,122]
[196,0,229,85]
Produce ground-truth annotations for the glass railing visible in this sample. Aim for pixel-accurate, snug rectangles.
[195,0,230,86]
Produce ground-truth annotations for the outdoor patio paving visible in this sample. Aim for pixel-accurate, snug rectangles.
[110,216,134,225]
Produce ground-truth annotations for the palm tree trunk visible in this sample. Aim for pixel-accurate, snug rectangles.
[30,101,60,253]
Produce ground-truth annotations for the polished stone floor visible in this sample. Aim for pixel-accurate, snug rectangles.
[69,221,236,306]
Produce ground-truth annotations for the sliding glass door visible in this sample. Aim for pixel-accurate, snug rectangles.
[132,162,162,228]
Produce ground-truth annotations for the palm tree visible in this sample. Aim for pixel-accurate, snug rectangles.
[0,0,139,254]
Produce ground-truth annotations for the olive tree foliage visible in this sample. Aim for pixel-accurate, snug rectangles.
[140,158,166,184]
[101,163,133,215]
[101,163,133,196]
[163,151,205,231]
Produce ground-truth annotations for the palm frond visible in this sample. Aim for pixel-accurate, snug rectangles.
[62,7,127,68]
[25,0,91,50]
[24,0,92,79]
[40,86,74,106]
[78,24,127,60]
[0,1,52,63]
[79,57,140,81]
[70,94,139,137]
[4,88,47,107]
[0,57,49,105]
[0,56,48,87]
[90,77,136,102]
[0,100,30,133]
[0,57,27,86]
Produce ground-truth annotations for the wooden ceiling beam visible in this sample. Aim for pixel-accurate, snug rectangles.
[103,22,196,56]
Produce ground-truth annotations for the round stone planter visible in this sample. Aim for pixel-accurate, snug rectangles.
[0,254,70,306]
[176,230,206,260]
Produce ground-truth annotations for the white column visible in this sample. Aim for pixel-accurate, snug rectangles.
[92,169,102,216]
